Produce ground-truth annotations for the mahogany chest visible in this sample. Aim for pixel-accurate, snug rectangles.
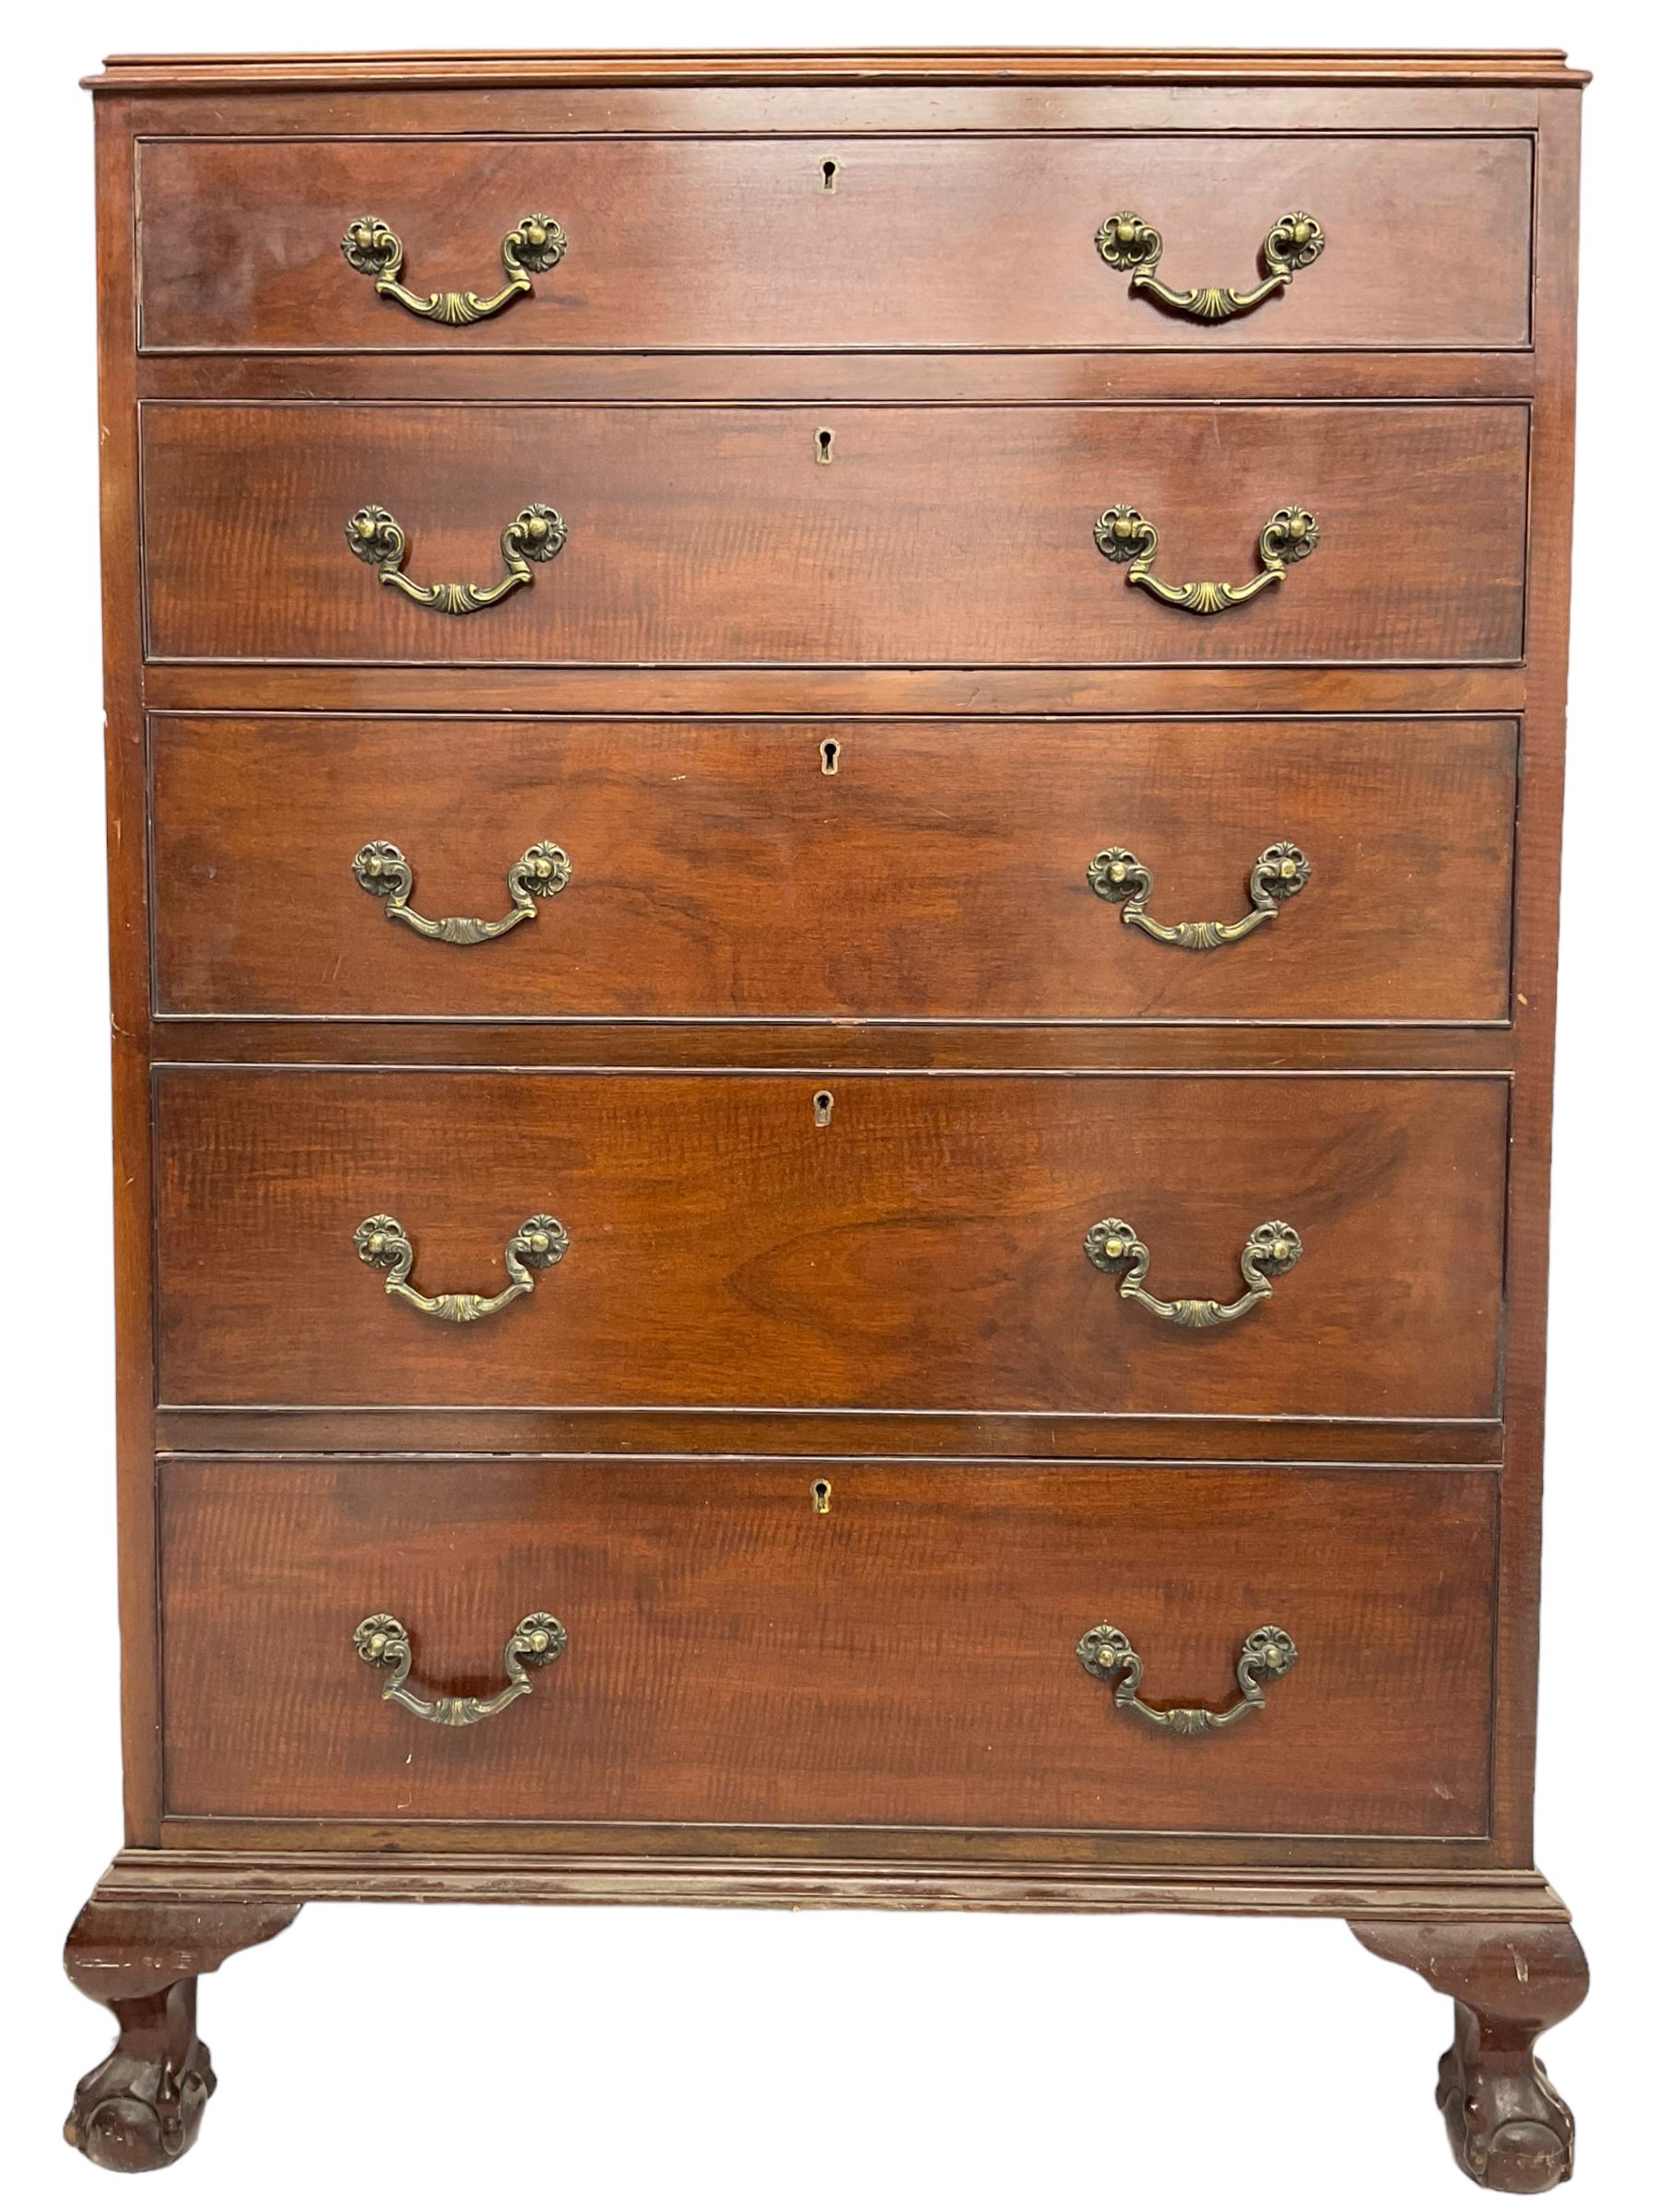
[70,46,1589,2191]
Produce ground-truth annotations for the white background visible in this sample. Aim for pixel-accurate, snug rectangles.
[3,3,1653,2206]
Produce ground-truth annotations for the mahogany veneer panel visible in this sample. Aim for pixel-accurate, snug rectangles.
[158,1457,1497,1836]
[149,714,1518,1024]
[153,1069,1508,1418]
[137,401,1529,666]
[135,134,1534,355]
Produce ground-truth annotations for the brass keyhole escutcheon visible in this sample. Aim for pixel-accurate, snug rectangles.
[821,158,840,191]
[811,1479,833,1514]
[813,1089,834,1127]
[817,428,834,465]
[820,738,841,775]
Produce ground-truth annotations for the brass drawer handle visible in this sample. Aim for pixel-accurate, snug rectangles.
[353,839,571,946]
[354,1611,567,1725]
[1096,208,1324,321]
[1077,1623,1298,1734]
[1095,503,1317,615]
[346,502,566,616]
[1088,841,1310,949]
[341,212,567,324]
[1085,1217,1302,1328]
[354,1212,568,1323]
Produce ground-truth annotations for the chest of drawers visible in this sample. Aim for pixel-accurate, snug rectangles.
[69,46,1589,2191]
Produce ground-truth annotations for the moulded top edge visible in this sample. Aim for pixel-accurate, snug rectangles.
[83,46,1592,93]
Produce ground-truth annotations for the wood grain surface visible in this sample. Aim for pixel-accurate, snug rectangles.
[148,714,1518,1024]
[88,48,1590,91]
[135,133,1534,354]
[153,1068,1509,1418]
[77,61,1584,1947]
[157,1456,1498,1837]
[138,401,1529,665]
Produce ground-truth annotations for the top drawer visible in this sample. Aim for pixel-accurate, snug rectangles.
[134,134,1535,355]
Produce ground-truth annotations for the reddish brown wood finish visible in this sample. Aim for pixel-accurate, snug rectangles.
[155,1407,1505,1466]
[138,348,1539,410]
[149,714,1517,1023]
[142,658,1531,717]
[63,1896,299,2172]
[92,1849,1569,1913]
[150,1819,1519,1874]
[137,401,1529,666]
[158,1456,1497,1837]
[135,133,1535,355]
[88,49,1591,92]
[1352,1922,1590,2191]
[147,1016,1519,1071]
[1486,88,1582,1911]
[78,49,1587,2189]
[152,1068,1508,1418]
[94,92,166,1852]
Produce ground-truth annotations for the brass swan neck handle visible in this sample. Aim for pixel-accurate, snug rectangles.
[353,840,572,945]
[1095,503,1318,615]
[354,1213,568,1323]
[1095,209,1324,321]
[354,1612,567,1725]
[341,212,567,324]
[1085,1217,1303,1328]
[346,502,566,615]
[1077,1623,1298,1734]
[1088,841,1311,949]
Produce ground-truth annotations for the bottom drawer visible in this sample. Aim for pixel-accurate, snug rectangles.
[159,1457,1495,1841]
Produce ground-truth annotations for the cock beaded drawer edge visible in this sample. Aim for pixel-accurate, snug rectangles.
[72,47,1589,2189]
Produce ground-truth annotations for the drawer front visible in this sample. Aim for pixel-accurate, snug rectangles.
[138,402,1527,665]
[158,1457,1497,1838]
[135,134,1534,354]
[154,1070,1506,1418]
[151,713,1517,1024]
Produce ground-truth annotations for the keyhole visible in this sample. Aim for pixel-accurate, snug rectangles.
[813,1089,834,1127]
[811,1478,833,1514]
[816,428,834,465]
[821,159,839,192]
[819,738,840,775]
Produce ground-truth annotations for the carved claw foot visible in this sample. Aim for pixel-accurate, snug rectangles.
[64,1986,216,2172]
[64,1888,300,2171]
[1433,2025,1577,2193]
[1352,1918,1590,2194]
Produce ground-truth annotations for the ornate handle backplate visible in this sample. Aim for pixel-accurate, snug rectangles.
[354,1611,567,1725]
[352,839,571,946]
[1085,1217,1303,1329]
[1096,209,1324,321]
[341,212,567,324]
[1095,503,1318,616]
[354,1213,568,1323]
[1077,1623,1298,1734]
[1088,841,1311,950]
[346,502,566,616]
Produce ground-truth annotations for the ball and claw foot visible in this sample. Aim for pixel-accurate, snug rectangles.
[64,2013,217,2173]
[1436,2023,1575,2193]
[1352,1918,1590,2194]
[63,1886,300,2171]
